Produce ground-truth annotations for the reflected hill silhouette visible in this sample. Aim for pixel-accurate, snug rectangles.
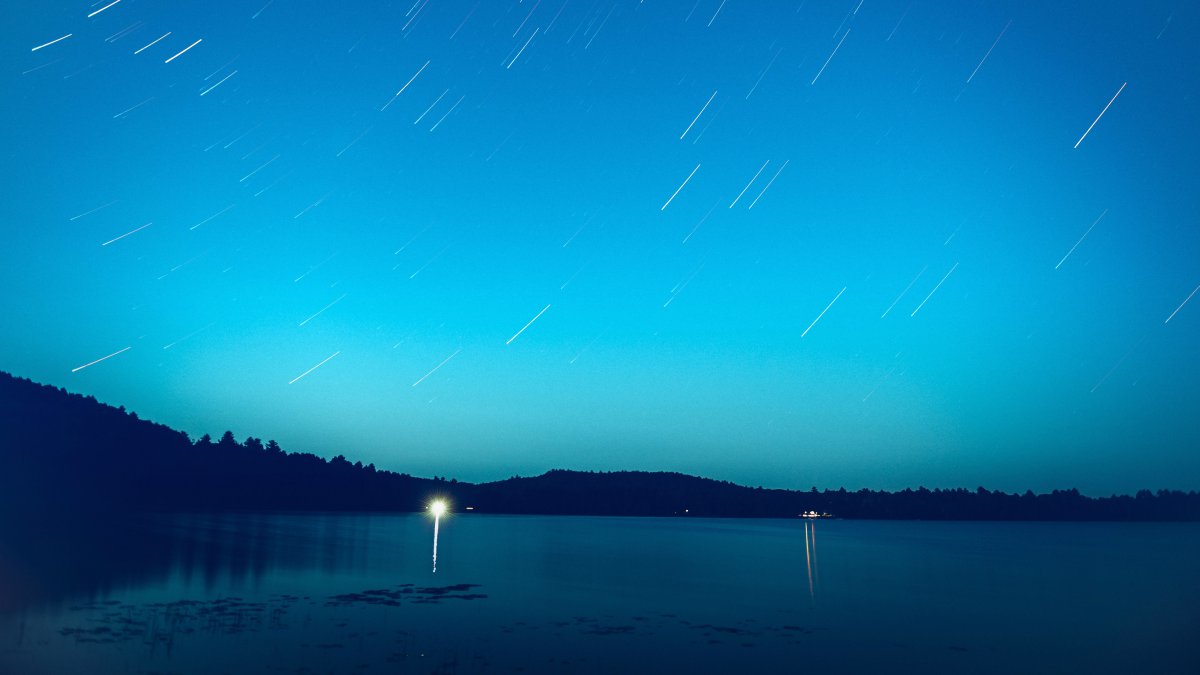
[2,370,1198,526]
[0,512,373,614]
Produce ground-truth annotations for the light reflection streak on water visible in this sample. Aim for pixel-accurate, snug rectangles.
[432,514,439,573]
[811,519,819,586]
[803,520,817,602]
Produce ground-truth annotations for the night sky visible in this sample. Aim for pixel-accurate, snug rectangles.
[3,1,1198,494]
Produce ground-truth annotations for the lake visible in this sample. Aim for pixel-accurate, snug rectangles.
[1,513,1197,673]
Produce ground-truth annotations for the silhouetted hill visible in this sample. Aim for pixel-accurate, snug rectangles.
[468,470,1200,520]
[2,371,1198,521]
[0,371,450,523]
[468,470,797,516]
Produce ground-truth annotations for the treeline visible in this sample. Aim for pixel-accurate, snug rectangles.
[466,470,1200,520]
[2,371,1198,522]
[0,371,449,522]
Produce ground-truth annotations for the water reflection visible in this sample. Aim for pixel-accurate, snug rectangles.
[1,512,492,674]
[803,519,819,602]
[429,499,447,573]
[2,516,1197,674]
[432,514,440,573]
[0,513,374,614]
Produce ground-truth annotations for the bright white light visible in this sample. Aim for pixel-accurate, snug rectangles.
[430,500,447,517]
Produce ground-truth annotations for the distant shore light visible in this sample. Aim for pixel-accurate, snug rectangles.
[430,499,447,517]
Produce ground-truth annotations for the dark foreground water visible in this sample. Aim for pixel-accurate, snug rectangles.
[1,514,1197,674]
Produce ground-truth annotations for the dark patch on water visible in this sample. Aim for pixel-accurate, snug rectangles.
[583,624,636,636]
[56,582,488,653]
[692,623,751,636]
[326,583,486,607]
[57,595,289,651]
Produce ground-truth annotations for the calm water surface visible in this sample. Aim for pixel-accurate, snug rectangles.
[1,514,1196,673]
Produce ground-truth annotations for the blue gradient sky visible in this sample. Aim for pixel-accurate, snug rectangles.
[2,1,1197,494]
